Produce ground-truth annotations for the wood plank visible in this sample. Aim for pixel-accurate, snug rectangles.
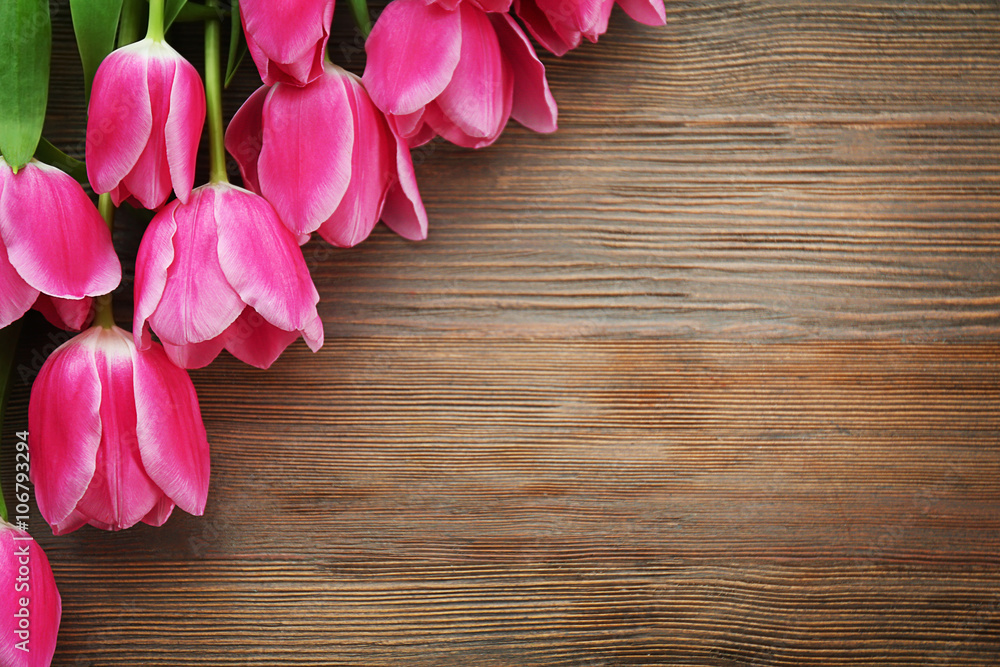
[8,338,996,565]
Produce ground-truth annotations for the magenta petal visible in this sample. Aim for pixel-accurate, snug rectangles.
[241,0,334,86]
[214,186,321,335]
[617,0,666,25]
[161,336,228,369]
[142,497,176,527]
[223,309,303,369]
[470,0,513,11]
[133,201,178,349]
[0,527,61,667]
[512,0,580,56]
[86,42,154,195]
[116,49,175,210]
[33,295,94,331]
[492,14,558,133]
[0,160,121,299]
[316,76,394,248]
[258,71,355,235]
[225,85,269,193]
[164,53,206,204]
[72,329,162,532]
[381,130,429,242]
[146,188,247,346]
[28,328,103,527]
[434,4,509,141]
[134,340,211,516]
[363,0,463,116]
[0,240,38,329]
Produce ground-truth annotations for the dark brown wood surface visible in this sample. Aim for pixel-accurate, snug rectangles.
[4,1,999,664]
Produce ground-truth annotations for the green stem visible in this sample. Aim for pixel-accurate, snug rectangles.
[0,320,23,523]
[348,0,372,40]
[94,194,117,329]
[146,0,166,41]
[204,0,228,184]
[118,0,147,48]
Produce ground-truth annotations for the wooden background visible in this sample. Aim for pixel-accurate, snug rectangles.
[4,0,1000,664]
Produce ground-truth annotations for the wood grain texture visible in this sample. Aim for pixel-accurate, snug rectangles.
[4,0,999,665]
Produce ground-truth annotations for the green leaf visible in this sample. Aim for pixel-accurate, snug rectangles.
[0,0,51,170]
[34,137,88,184]
[163,0,187,28]
[225,0,246,88]
[70,0,124,101]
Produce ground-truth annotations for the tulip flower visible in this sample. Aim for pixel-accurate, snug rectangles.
[133,183,324,369]
[240,0,336,87]
[0,157,121,330]
[514,0,665,56]
[0,521,61,666]
[363,0,558,149]
[225,64,428,246]
[86,37,206,210]
[32,295,95,331]
[28,324,211,535]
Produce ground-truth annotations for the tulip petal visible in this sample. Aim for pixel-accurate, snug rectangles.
[434,4,509,141]
[316,76,394,248]
[142,497,176,527]
[86,41,154,196]
[134,340,211,516]
[161,336,228,369]
[616,0,666,25]
[381,130,429,242]
[223,308,303,369]
[214,186,321,335]
[33,295,94,331]
[241,0,333,86]
[117,53,174,209]
[0,160,121,299]
[258,72,354,235]
[165,53,206,204]
[0,240,39,330]
[470,0,513,11]
[363,0,463,116]
[52,510,91,535]
[146,189,247,346]
[492,14,559,134]
[512,0,580,56]
[0,528,61,666]
[72,330,162,532]
[28,328,103,528]
[225,85,269,193]
[133,201,178,349]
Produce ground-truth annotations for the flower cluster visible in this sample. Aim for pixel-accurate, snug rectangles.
[1,0,662,661]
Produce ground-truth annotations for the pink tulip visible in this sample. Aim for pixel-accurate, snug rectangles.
[133,183,324,369]
[28,325,211,535]
[363,0,558,149]
[514,0,665,56]
[0,521,61,666]
[0,158,121,330]
[240,0,335,86]
[225,64,428,246]
[86,37,206,210]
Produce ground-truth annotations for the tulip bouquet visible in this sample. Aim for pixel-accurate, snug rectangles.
[0,0,663,662]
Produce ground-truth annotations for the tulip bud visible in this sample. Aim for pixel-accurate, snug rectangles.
[225,64,428,246]
[133,183,324,370]
[0,521,61,666]
[28,325,211,535]
[514,0,665,56]
[363,0,558,149]
[0,158,121,330]
[86,37,206,210]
